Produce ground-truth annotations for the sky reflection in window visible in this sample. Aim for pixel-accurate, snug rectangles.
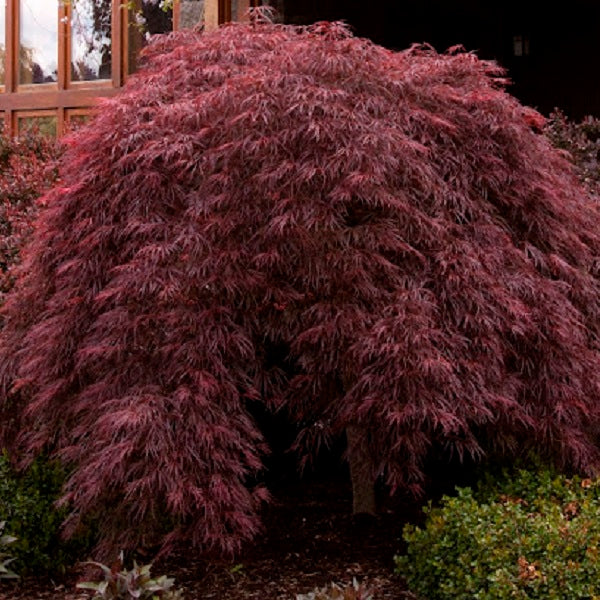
[0,1,5,84]
[71,0,112,81]
[20,0,58,84]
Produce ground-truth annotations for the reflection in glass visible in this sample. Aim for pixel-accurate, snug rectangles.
[127,0,172,74]
[0,0,5,85]
[71,0,112,81]
[67,112,91,131]
[20,0,58,84]
[221,0,254,23]
[230,0,244,22]
[18,115,57,137]
[143,0,173,34]
[180,0,204,29]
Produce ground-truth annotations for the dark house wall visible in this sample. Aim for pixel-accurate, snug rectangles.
[280,0,600,118]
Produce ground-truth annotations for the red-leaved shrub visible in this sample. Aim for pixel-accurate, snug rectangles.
[2,18,600,557]
[0,131,61,303]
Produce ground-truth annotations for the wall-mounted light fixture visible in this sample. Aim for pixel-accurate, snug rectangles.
[513,34,530,57]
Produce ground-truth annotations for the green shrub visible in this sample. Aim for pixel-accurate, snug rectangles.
[77,554,184,599]
[396,467,600,599]
[0,450,90,575]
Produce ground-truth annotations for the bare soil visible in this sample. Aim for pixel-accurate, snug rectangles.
[0,477,419,599]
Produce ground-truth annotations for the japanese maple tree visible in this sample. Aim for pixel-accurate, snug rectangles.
[0,131,61,303]
[2,16,600,557]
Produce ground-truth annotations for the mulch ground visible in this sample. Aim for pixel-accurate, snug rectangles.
[0,475,421,599]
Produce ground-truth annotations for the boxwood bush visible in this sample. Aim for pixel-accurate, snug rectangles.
[396,467,600,599]
[0,451,91,575]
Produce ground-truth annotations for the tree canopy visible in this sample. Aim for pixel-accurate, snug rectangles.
[2,19,600,557]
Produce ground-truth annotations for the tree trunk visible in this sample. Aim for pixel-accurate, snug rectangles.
[346,424,376,516]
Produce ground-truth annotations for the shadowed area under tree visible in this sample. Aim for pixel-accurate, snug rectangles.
[2,15,600,559]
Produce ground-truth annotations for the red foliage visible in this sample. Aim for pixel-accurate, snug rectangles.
[2,20,600,557]
[0,131,61,303]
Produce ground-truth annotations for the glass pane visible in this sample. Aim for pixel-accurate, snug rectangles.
[66,112,91,130]
[71,0,112,82]
[230,0,253,22]
[20,0,58,84]
[127,1,172,74]
[179,0,203,29]
[0,0,5,86]
[18,115,57,137]
[142,1,172,35]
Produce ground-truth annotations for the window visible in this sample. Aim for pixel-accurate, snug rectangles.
[65,107,90,130]
[178,0,203,29]
[0,0,123,135]
[127,0,173,76]
[218,0,260,24]
[70,0,112,82]
[0,0,254,137]
[19,0,59,85]
[17,110,57,136]
[0,1,5,87]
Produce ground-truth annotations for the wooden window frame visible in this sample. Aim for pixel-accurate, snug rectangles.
[14,108,59,136]
[64,106,93,131]
[0,0,260,136]
[218,0,261,24]
[1,0,124,135]
[219,0,232,23]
